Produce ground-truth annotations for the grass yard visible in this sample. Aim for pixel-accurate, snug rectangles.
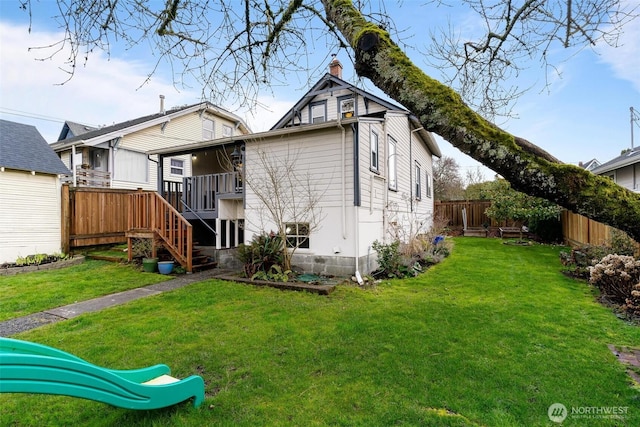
[1,238,639,426]
[0,260,172,321]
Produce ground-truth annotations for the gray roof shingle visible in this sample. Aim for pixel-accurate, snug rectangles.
[0,119,71,175]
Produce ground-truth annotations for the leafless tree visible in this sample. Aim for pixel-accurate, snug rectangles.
[433,156,465,200]
[17,0,640,241]
[244,143,327,271]
[424,0,637,120]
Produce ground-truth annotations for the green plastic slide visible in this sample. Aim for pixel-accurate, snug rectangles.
[0,337,205,410]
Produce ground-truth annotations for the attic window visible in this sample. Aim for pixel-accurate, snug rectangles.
[310,102,326,124]
[202,118,215,140]
[340,98,354,118]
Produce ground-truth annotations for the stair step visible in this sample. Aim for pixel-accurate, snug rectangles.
[192,261,218,272]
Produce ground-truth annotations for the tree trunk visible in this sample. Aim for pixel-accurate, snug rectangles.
[323,0,640,242]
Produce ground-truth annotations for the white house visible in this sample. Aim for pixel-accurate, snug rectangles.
[591,147,640,193]
[50,99,251,191]
[0,120,71,264]
[151,59,441,275]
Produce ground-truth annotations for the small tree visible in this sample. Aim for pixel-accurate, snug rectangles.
[244,144,328,272]
[484,179,562,240]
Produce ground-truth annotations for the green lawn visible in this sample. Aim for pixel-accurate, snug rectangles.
[0,260,172,321]
[1,238,639,426]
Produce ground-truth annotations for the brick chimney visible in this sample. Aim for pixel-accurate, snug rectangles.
[329,55,342,79]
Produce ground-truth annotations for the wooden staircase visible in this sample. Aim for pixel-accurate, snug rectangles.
[126,190,217,273]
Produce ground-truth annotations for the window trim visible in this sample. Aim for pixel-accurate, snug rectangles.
[388,136,398,191]
[285,222,310,249]
[415,161,422,200]
[222,124,233,137]
[309,101,327,124]
[202,117,215,140]
[170,158,185,176]
[339,95,355,118]
[370,130,379,172]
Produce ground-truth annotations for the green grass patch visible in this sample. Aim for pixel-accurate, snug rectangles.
[1,238,639,426]
[0,260,171,321]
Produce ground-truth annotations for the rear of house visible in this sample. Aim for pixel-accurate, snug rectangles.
[152,60,440,276]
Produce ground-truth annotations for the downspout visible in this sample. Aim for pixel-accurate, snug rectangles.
[352,122,363,284]
[382,118,388,243]
[71,144,77,187]
[337,118,347,239]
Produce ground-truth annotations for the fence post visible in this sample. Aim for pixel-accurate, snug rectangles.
[60,184,71,254]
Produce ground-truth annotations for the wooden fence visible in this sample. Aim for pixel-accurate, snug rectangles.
[561,210,640,254]
[61,185,131,252]
[435,199,639,253]
[434,200,496,228]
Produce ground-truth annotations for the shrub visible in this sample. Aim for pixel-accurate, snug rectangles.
[624,282,640,316]
[559,245,615,280]
[589,254,640,304]
[608,229,638,257]
[237,232,284,279]
[372,240,405,278]
[372,234,452,279]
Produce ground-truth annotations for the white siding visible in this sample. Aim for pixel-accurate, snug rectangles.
[243,126,355,256]
[613,164,638,192]
[0,170,62,263]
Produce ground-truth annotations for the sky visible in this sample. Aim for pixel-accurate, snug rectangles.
[1,1,639,182]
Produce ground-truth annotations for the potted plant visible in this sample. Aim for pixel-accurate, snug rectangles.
[142,256,158,273]
[157,260,175,275]
[134,238,158,272]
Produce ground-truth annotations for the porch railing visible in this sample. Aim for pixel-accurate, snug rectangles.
[75,167,111,188]
[183,172,242,214]
[128,190,193,272]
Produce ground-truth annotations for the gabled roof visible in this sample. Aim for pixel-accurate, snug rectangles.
[578,158,601,171]
[57,121,98,141]
[271,73,406,130]
[591,147,640,175]
[270,73,441,157]
[0,119,70,175]
[50,102,251,151]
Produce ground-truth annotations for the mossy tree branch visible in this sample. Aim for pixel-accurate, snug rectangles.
[323,0,640,242]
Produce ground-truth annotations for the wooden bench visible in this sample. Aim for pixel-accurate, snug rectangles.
[499,227,525,238]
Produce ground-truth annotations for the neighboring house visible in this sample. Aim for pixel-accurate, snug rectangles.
[591,147,640,193]
[151,59,441,275]
[49,99,251,191]
[57,120,99,140]
[0,119,71,264]
[578,158,601,172]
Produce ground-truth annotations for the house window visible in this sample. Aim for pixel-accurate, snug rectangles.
[223,124,233,137]
[426,172,432,198]
[388,136,397,190]
[415,162,422,200]
[170,158,184,176]
[203,118,215,139]
[340,97,354,118]
[310,102,326,124]
[370,130,379,171]
[285,223,310,249]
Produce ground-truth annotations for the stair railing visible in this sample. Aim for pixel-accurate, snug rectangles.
[129,190,193,272]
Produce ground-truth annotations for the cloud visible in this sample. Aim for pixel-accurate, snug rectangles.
[0,21,201,141]
[594,10,640,92]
